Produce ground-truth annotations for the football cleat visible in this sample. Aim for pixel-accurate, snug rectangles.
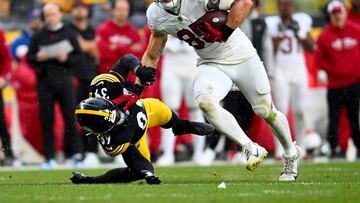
[279,145,300,182]
[243,142,268,171]
[172,121,214,136]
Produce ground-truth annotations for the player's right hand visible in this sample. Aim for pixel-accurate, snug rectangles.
[145,174,161,185]
[135,66,156,86]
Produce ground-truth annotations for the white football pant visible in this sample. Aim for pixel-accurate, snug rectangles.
[193,55,297,157]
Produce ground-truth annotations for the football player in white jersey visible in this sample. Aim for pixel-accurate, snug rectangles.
[157,36,206,166]
[141,0,300,181]
[265,0,314,159]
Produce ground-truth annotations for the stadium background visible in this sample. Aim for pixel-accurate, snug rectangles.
[0,0,357,163]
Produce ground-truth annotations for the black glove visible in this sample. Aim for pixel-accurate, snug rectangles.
[70,172,87,184]
[145,175,161,185]
[141,170,161,185]
[135,66,156,86]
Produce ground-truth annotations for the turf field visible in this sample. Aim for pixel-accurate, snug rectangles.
[0,162,359,203]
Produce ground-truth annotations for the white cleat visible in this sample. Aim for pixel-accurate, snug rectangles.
[156,154,175,166]
[243,142,268,171]
[279,145,300,182]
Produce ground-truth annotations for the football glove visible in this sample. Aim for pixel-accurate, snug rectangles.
[141,170,161,185]
[203,22,234,42]
[70,172,87,184]
[135,66,156,86]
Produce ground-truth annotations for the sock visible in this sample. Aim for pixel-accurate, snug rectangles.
[201,101,252,147]
[266,109,296,157]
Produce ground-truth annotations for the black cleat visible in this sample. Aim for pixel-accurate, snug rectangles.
[173,121,214,136]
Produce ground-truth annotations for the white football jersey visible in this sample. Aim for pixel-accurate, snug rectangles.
[146,0,257,65]
[265,13,312,70]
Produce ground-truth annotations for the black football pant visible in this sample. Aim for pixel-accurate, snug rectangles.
[327,81,360,155]
[0,90,14,158]
[76,80,98,153]
[37,76,81,160]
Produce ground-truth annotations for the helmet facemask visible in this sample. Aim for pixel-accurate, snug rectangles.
[155,0,181,14]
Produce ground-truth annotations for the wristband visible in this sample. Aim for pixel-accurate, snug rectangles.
[221,24,235,41]
[133,84,144,96]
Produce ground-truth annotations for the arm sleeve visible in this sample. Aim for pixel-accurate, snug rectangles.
[110,54,141,81]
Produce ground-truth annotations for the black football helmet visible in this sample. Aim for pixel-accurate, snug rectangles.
[89,73,125,100]
[75,97,127,134]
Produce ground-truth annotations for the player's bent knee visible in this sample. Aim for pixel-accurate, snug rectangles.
[196,94,217,113]
[253,104,277,124]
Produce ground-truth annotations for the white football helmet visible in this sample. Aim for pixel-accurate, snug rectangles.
[155,0,181,12]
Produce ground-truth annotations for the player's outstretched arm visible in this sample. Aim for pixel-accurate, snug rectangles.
[141,30,168,69]
[70,168,141,184]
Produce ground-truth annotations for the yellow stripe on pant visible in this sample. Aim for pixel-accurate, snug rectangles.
[133,98,173,161]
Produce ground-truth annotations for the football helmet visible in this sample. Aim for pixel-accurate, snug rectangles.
[155,0,181,12]
[89,73,125,100]
[75,97,126,134]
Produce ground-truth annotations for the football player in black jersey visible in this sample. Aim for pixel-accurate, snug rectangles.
[70,54,214,184]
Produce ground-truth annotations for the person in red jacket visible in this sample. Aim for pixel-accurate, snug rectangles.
[96,0,144,76]
[348,0,360,27]
[0,28,18,166]
[314,0,360,159]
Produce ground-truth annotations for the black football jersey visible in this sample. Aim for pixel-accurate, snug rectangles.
[97,100,148,156]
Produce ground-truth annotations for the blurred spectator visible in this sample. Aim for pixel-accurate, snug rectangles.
[314,0,360,159]
[10,0,35,19]
[0,28,19,166]
[10,9,42,62]
[26,3,82,168]
[265,0,314,158]
[156,36,206,166]
[129,0,148,28]
[89,1,112,27]
[95,0,143,75]
[68,1,99,167]
[348,0,360,26]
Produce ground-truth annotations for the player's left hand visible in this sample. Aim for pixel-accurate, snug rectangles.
[70,172,87,184]
[135,66,156,86]
[112,93,139,111]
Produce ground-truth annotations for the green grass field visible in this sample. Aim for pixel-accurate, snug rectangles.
[0,162,359,203]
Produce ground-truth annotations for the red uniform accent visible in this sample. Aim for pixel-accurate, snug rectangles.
[314,22,360,89]
[0,29,11,77]
[96,20,144,76]
[348,10,360,29]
